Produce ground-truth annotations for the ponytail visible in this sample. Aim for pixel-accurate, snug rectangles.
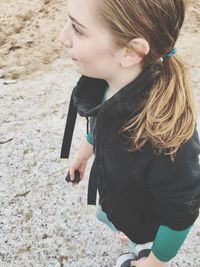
[98,0,196,160]
[121,56,197,160]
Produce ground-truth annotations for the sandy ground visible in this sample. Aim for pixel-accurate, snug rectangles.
[0,0,68,80]
[0,1,200,267]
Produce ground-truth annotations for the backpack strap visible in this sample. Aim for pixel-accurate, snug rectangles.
[60,94,77,158]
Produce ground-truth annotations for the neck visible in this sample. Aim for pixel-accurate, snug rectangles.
[106,64,143,96]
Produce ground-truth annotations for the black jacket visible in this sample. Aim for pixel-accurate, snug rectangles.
[61,67,200,243]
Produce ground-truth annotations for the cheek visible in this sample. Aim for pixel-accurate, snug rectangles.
[74,41,115,64]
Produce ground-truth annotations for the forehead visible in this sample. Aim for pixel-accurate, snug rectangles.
[67,0,105,33]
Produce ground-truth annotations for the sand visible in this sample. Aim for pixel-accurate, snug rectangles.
[0,1,200,266]
[0,0,68,80]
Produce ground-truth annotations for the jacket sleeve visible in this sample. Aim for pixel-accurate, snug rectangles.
[148,128,200,230]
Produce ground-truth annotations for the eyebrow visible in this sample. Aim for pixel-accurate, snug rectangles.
[68,13,88,29]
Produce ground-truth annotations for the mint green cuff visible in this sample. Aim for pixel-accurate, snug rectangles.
[152,225,192,262]
[86,131,93,145]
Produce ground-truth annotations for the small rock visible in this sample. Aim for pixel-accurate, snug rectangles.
[42,234,48,239]
[24,211,33,222]
[3,79,17,85]
[18,246,31,254]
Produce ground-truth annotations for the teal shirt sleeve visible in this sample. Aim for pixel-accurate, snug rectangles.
[152,225,192,262]
[86,131,93,145]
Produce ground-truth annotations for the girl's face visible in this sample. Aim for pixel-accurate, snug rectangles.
[60,0,123,80]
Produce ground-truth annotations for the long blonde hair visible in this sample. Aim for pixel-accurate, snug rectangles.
[97,0,197,160]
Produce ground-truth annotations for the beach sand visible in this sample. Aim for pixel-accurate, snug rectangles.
[0,1,200,266]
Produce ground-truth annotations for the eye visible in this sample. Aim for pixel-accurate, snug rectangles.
[71,23,81,35]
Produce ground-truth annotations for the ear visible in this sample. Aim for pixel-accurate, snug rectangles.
[120,38,150,68]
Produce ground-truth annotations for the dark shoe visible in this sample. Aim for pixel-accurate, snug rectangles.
[137,249,151,259]
[115,249,151,267]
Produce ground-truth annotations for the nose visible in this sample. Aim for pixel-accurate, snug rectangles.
[59,23,72,48]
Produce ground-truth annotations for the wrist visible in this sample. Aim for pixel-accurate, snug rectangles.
[75,152,90,162]
[75,141,93,161]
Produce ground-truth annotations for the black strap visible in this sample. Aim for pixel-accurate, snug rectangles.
[60,94,77,159]
[86,116,89,134]
[87,156,98,204]
[87,173,98,205]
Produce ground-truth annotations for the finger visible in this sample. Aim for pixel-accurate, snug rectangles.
[80,172,85,180]
[69,169,75,181]
[79,167,85,180]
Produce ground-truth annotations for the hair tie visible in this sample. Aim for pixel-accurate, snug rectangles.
[163,47,177,59]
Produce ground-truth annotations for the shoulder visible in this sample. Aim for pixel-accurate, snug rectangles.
[148,127,200,198]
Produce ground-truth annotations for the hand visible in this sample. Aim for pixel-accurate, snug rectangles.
[68,155,88,185]
[69,157,87,185]
[67,139,93,185]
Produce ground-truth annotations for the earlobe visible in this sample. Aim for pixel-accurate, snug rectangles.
[120,53,138,68]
